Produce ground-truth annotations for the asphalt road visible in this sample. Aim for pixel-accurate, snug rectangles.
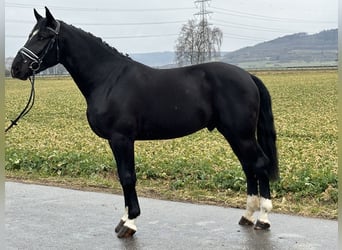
[5,182,337,250]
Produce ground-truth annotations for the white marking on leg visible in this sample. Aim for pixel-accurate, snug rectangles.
[120,206,137,231]
[121,206,128,222]
[124,218,137,231]
[259,197,273,224]
[243,195,260,222]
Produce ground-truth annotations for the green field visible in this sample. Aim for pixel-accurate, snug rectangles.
[5,70,337,219]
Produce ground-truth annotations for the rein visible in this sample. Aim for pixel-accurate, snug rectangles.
[5,21,60,133]
[5,73,36,133]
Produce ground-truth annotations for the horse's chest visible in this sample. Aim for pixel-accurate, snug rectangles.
[86,108,113,139]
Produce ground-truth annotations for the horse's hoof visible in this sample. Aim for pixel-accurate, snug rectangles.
[117,225,136,238]
[254,220,270,230]
[115,219,125,233]
[116,219,137,238]
[238,216,254,226]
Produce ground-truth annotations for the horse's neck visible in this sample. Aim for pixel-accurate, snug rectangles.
[59,23,128,98]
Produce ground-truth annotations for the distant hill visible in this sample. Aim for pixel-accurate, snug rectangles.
[222,29,338,68]
[129,29,338,68]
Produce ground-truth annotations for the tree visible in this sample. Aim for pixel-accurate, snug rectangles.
[175,19,223,66]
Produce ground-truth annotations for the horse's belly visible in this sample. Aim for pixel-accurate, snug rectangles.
[136,125,205,140]
[136,107,212,140]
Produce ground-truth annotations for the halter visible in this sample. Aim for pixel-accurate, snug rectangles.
[5,21,60,133]
[19,20,60,72]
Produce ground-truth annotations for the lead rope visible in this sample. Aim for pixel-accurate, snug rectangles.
[5,73,36,133]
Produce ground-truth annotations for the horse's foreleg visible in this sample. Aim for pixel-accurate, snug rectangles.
[109,134,140,238]
[115,207,137,238]
[115,207,128,233]
[114,206,138,237]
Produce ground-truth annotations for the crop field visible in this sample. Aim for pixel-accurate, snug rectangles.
[5,69,337,219]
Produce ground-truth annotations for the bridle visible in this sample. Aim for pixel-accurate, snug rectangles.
[19,20,60,72]
[5,20,60,133]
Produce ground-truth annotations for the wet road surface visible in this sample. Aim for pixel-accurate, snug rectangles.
[5,182,337,249]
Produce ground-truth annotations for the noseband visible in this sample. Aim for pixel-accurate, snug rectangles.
[19,20,60,72]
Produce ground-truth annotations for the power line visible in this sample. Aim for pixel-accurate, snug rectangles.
[75,21,186,26]
[5,3,194,12]
[6,33,179,40]
[104,34,178,39]
[222,33,265,42]
[213,18,296,33]
[211,6,335,24]
[5,2,336,52]
[6,19,187,26]
[222,35,264,42]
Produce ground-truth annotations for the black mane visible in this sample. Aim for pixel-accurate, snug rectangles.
[65,21,132,60]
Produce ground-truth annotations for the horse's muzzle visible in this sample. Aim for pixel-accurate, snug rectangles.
[11,58,31,80]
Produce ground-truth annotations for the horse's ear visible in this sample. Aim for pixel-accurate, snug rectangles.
[45,7,56,27]
[34,9,43,22]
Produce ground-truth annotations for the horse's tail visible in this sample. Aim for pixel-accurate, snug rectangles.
[251,74,279,181]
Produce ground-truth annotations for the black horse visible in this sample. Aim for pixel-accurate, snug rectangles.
[11,8,278,238]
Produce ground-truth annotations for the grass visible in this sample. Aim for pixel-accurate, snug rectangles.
[5,69,338,219]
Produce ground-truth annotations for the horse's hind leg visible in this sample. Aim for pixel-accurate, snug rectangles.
[240,143,272,229]
[242,143,272,229]
[218,126,272,229]
[254,175,273,230]
[248,144,273,230]
[238,175,259,226]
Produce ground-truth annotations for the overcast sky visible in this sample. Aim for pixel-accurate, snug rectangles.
[5,0,338,57]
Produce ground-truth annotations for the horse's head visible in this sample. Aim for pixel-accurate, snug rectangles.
[11,7,60,80]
